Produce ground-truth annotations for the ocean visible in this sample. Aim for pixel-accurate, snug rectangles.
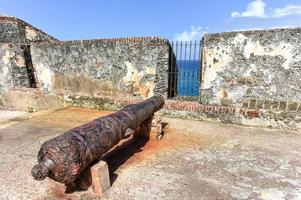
[176,60,200,96]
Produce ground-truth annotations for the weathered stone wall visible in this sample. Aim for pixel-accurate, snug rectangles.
[0,43,14,91]
[1,16,300,130]
[201,28,301,108]
[63,95,300,130]
[0,17,57,91]
[0,43,33,91]
[0,16,58,43]
[0,17,170,111]
[30,37,170,99]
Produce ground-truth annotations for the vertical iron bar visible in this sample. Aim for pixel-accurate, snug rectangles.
[192,40,197,95]
[174,41,179,96]
[179,41,183,96]
[172,42,175,97]
[183,41,187,96]
[197,40,202,96]
[188,41,192,96]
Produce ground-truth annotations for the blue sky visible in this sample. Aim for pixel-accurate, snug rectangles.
[1,0,301,41]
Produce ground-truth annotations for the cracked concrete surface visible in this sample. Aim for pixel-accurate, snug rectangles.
[0,107,300,200]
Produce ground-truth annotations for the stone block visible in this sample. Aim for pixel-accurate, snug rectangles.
[279,101,287,111]
[257,99,264,109]
[271,100,279,110]
[91,160,110,196]
[287,102,299,111]
[151,114,163,140]
[242,98,249,108]
[249,99,257,109]
[200,94,210,105]
[238,76,259,86]
[246,110,260,118]
[264,100,272,110]
[220,98,233,106]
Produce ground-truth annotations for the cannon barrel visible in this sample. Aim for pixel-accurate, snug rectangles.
[31,95,164,184]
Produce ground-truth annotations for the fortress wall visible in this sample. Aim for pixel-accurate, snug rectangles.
[197,28,301,130]
[30,37,170,99]
[201,28,301,109]
[0,17,58,92]
[0,43,30,91]
[1,17,300,129]
[0,17,62,110]
[0,43,14,91]
[0,17,58,43]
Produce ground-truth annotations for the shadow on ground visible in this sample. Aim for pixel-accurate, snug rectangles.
[65,134,150,193]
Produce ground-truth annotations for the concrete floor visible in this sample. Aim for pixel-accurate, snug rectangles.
[0,107,300,200]
[0,110,27,120]
[0,110,27,129]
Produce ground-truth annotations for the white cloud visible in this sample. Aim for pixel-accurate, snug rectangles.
[272,5,301,18]
[173,26,205,41]
[231,0,301,18]
[0,13,9,17]
[231,0,266,18]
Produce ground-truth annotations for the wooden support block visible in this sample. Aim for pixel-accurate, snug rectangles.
[91,160,110,196]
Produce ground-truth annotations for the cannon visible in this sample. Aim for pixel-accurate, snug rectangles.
[31,95,164,184]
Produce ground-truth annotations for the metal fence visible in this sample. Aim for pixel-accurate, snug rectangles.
[168,40,202,100]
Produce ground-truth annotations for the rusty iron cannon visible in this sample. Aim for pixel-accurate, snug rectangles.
[31,95,164,184]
